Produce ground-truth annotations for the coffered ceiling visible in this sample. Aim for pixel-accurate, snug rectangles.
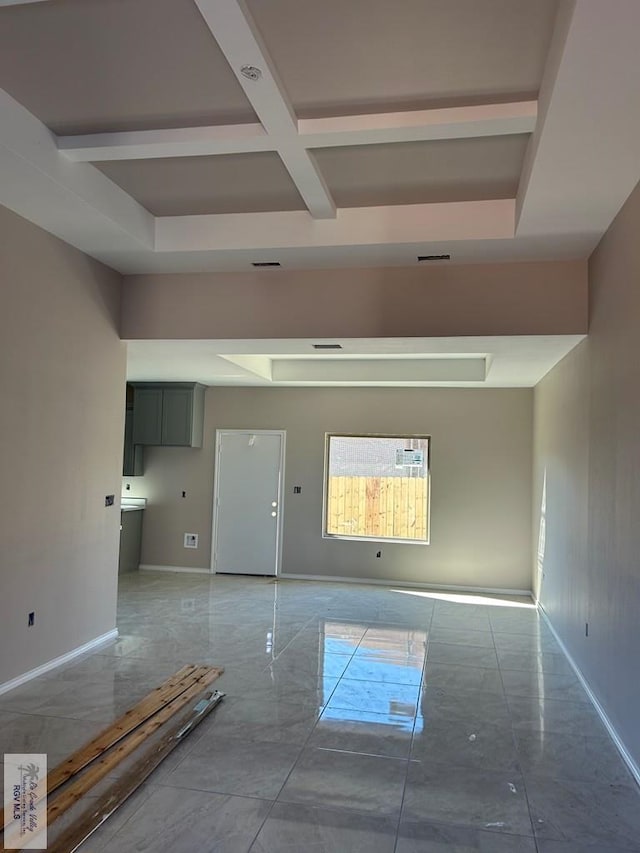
[0,0,639,274]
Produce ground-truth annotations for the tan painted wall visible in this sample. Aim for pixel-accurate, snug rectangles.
[533,179,640,769]
[121,260,587,340]
[126,386,533,591]
[0,206,126,685]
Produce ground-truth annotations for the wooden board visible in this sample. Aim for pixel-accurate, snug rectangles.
[46,667,223,826]
[0,663,205,834]
[42,688,225,853]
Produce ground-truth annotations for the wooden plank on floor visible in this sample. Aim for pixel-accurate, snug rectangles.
[46,667,224,828]
[0,663,203,834]
[43,689,225,853]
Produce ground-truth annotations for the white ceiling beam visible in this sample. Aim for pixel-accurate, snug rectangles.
[298,101,537,148]
[193,0,336,219]
[57,100,537,163]
[57,122,272,162]
[0,88,153,255]
[517,0,640,244]
[154,199,515,253]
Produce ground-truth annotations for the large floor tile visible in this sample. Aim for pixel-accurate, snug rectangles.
[422,662,504,695]
[165,735,302,799]
[0,710,105,764]
[267,652,350,681]
[402,761,533,836]
[191,696,320,745]
[396,819,537,852]
[500,670,589,703]
[428,627,496,648]
[418,685,511,728]
[341,654,423,686]
[426,643,499,669]
[506,695,608,737]
[411,718,520,773]
[536,840,640,853]
[250,802,396,853]
[309,707,414,757]
[496,649,573,675]
[526,775,640,848]
[515,730,634,785]
[493,632,558,654]
[326,678,419,717]
[97,786,271,853]
[278,747,407,817]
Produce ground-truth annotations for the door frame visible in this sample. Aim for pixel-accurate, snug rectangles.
[210,429,286,576]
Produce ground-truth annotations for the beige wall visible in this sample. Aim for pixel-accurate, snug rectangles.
[0,206,126,685]
[121,260,587,340]
[126,386,533,591]
[533,179,640,770]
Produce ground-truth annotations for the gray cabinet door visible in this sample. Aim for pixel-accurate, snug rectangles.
[161,387,193,445]
[132,388,163,445]
[119,511,143,573]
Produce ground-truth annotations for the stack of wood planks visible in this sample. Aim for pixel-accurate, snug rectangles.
[1,663,224,853]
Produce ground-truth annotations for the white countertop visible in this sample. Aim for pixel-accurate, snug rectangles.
[121,497,147,512]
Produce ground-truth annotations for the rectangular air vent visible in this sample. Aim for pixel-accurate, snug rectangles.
[252,261,281,267]
[417,254,451,262]
[312,343,342,350]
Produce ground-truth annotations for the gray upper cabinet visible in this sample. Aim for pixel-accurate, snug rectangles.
[131,383,205,447]
[132,388,163,445]
[123,409,144,476]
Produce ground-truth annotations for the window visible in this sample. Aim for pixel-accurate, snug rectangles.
[324,434,430,543]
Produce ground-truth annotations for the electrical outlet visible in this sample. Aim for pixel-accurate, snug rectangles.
[28,612,35,627]
[105,494,115,507]
[184,533,198,549]
[376,551,382,558]
[585,622,589,637]
[293,486,302,494]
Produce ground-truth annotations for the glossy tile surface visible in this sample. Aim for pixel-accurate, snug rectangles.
[0,572,637,853]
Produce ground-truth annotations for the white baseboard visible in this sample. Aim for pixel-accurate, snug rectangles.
[279,572,533,597]
[0,629,118,697]
[539,605,640,788]
[139,564,211,575]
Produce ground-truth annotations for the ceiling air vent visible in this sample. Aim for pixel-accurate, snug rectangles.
[252,261,281,267]
[312,343,342,350]
[417,254,451,262]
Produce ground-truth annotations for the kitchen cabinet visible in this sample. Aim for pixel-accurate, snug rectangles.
[131,383,205,447]
[122,408,144,476]
[119,509,143,574]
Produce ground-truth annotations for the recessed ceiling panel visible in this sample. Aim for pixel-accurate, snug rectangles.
[0,0,256,134]
[247,0,560,116]
[95,152,305,216]
[313,135,529,207]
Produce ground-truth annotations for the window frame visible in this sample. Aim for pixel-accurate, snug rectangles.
[322,432,431,545]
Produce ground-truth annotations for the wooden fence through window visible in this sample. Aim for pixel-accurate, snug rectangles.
[326,476,429,540]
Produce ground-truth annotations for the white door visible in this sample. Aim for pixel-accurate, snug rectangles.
[212,430,285,576]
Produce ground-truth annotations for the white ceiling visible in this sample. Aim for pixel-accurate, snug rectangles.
[0,1,633,391]
[126,336,586,388]
[0,0,639,274]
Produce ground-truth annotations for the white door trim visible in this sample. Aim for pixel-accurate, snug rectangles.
[210,429,286,576]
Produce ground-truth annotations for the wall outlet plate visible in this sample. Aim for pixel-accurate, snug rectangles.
[184,533,199,549]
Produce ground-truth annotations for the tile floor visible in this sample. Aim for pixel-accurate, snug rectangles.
[2,571,640,852]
